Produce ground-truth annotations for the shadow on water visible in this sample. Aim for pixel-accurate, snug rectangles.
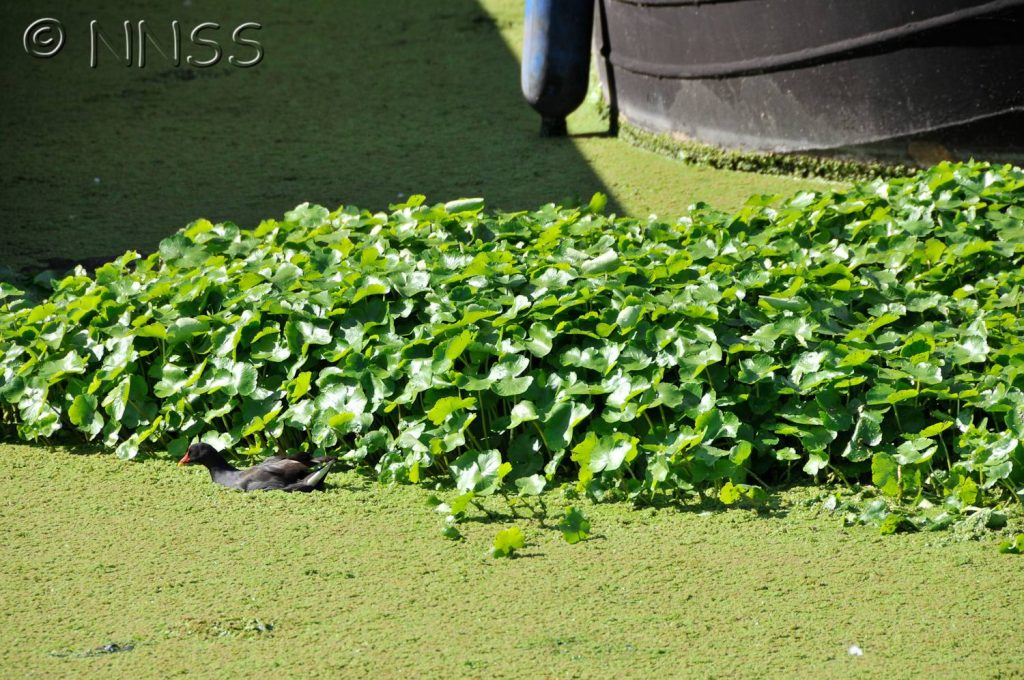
[0,436,109,456]
[0,0,614,273]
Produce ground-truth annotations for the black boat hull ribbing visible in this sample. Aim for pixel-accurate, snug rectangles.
[594,0,1024,163]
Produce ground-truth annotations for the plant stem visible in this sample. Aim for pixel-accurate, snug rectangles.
[531,420,550,452]
[745,467,771,488]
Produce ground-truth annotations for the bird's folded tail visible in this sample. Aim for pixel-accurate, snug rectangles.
[305,459,335,489]
[280,458,336,492]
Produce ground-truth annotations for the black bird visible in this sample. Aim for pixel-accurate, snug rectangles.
[178,443,336,492]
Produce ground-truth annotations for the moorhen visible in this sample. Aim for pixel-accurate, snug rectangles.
[178,443,336,492]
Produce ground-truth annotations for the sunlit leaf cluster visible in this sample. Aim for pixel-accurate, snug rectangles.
[2,162,1023,530]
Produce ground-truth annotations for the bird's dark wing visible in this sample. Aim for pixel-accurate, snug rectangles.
[238,459,313,491]
[258,451,320,467]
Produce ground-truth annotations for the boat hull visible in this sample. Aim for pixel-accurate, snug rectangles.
[594,0,1024,163]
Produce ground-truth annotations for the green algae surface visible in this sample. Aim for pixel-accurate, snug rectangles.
[1,443,1022,678]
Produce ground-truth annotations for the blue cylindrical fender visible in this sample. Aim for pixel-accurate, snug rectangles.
[521,0,595,136]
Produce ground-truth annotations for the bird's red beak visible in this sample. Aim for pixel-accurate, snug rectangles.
[177,452,190,466]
